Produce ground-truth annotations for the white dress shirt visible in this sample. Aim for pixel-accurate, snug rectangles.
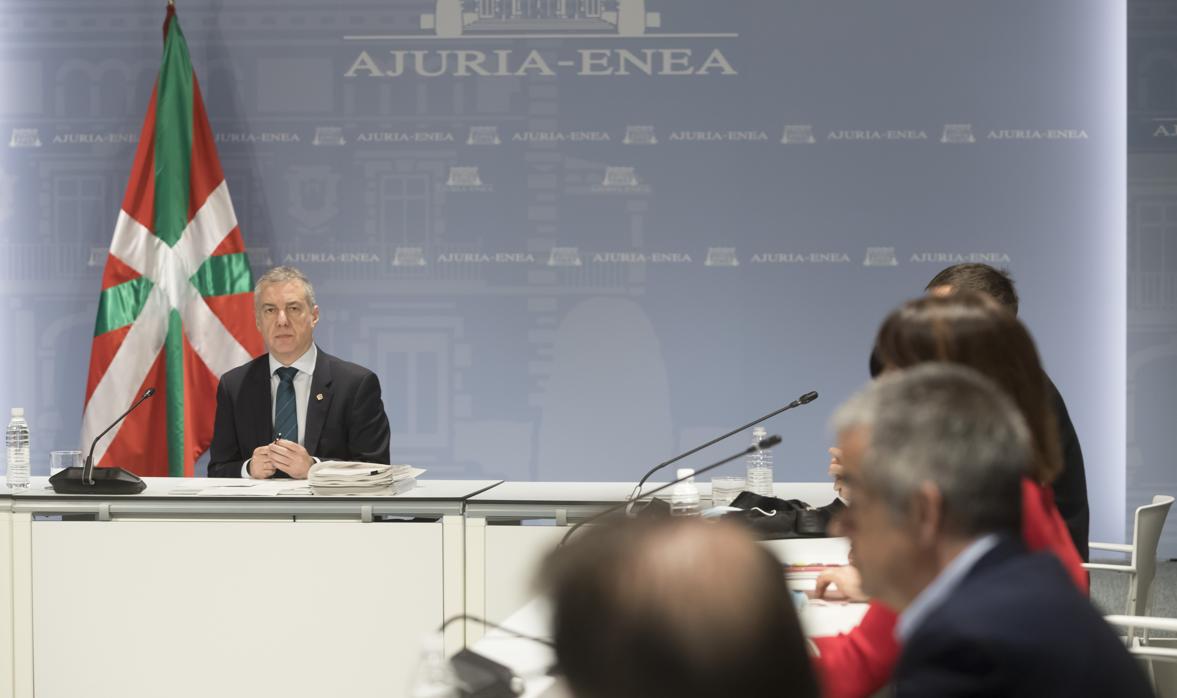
[242,345,319,478]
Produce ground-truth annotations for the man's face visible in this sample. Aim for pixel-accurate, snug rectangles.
[836,426,924,610]
[256,280,318,364]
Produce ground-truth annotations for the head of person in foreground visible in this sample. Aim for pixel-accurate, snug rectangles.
[540,516,820,698]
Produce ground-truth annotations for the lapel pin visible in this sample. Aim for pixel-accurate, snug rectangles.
[316,393,324,401]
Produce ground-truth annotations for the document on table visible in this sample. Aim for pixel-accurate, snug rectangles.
[191,480,312,496]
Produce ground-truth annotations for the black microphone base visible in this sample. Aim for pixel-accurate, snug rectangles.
[49,467,146,495]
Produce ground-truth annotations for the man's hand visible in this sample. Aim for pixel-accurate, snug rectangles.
[271,439,314,480]
[248,444,276,479]
[814,565,868,603]
[828,446,851,502]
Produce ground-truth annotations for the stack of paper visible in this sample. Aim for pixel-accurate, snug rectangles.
[308,461,425,496]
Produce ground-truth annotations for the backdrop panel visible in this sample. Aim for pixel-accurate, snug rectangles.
[0,1,1127,540]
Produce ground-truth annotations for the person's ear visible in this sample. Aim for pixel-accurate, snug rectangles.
[311,305,320,327]
[909,481,944,548]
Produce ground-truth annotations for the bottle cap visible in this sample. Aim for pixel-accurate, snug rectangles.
[676,468,694,480]
[11,407,23,418]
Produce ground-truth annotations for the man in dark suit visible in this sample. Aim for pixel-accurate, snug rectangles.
[924,263,1090,560]
[832,364,1151,698]
[207,266,390,478]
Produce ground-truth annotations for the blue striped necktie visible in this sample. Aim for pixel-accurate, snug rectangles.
[274,366,299,442]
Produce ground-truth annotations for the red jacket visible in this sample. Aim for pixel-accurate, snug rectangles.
[811,478,1087,698]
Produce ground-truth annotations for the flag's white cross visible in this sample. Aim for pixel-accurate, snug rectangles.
[80,181,254,467]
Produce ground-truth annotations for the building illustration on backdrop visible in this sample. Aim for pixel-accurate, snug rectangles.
[422,0,661,36]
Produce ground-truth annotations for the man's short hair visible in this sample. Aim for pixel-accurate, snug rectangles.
[925,263,1019,316]
[832,363,1028,538]
[254,266,316,311]
[540,518,819,698]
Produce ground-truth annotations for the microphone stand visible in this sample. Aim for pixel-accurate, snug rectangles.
[562,435,782,546]
[626,391,816,511]
[49,389,154,495]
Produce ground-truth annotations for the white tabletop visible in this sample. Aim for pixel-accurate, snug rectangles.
[1,476,502,517]
[468,480,838,502]
[464,480,841,519]
[4,476,500,499]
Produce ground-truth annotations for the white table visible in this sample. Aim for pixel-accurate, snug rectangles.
[0,476,498,698]
[462,481,846,644]
[0,477,857,697]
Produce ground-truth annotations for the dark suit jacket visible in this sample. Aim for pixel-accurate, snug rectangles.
[1047,377,1090,561]
[207,348,391,478]
[893,538,1152,698]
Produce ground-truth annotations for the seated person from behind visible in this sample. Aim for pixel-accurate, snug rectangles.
[540,516,820,698]
[207,266,391,479]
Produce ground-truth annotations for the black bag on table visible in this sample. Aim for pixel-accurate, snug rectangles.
[722,492,845,540]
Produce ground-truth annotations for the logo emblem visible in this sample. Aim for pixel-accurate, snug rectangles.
[420,0,663,38]
[603,166,638,188]
[863,247,899,267]
[448,166,483,187]
[705,248,740,267]
[312,127,346,146]
[446,166,492,191]
[393,247,427,267]
[940,124,975,144]
[467,126,502,145]
[781,125,816,144]
[8,128,41,148]
[548,247,583,267]
[286,166,341,231]
[624,126,658,145]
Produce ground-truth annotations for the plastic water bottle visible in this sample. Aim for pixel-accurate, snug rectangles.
[670,468,701,517]
[746,426,774,497]
[408,632,458,698]
[6,407,30,490]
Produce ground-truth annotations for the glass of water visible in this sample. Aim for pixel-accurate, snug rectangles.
[711,475,746,508]
[50,450,82,476]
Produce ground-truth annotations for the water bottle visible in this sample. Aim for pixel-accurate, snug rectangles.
[408,632,458,698]
[746,426,774,497]
[670,468,701,517]
[6,407,30,489]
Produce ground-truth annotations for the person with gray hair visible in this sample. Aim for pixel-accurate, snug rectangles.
[832,363,1150,698]
[207,266,391,478]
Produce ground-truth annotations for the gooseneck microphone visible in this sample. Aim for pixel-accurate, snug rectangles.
[562,434,782,546]
[627,391,817,505]
[49,388,154,495]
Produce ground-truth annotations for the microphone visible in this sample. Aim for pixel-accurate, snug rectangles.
[562,435,782,546]
[627,391,818,505]
[49,388,154,495]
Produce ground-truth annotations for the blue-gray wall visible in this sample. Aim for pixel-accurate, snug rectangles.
[1,0,1153,550]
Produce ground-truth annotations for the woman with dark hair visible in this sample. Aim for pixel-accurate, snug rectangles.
[813,293,1086,698]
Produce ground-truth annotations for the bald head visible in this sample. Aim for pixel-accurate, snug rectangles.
[541,518,818,698]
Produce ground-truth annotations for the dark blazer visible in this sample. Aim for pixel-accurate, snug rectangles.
[893,538,1152,698]
[1047,377,1090,561]
[207,349,391,478]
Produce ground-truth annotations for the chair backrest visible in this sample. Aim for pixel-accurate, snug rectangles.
[1130,495,1175,616]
